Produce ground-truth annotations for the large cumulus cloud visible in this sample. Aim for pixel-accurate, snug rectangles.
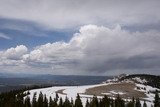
[0,25,160,75]
[0,45,27,66]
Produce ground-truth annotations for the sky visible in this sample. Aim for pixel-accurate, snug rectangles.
[0,0,160,75]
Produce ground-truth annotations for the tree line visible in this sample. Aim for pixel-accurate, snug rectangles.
[119,74,160,89]
[0,88,160,107]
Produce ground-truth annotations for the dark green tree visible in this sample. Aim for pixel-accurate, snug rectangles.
[70,98,74,107]
[37,92,44,107]
[75,94,83,107]
[59,97,63,107]
[24,96,31,107]
[49,97,54,107]
[101,95,110,107]
[126,97,135,107]
[154,91,160,107]
[115,94,125,107]
[143,101,147,107]
[43,94,48,107]
[127,101,133,107]
[90,95,99,107]
[32,92,37,107]
[110,99,114,107]
[16,93,24,107]
[85,99,90,107]
[135,98,141,107]
[55,93,59,102]
[63,96,72,107]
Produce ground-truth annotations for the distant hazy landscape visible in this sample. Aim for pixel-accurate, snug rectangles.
[0,73,111,93]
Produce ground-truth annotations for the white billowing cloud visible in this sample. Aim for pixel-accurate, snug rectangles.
[0,0,160,29]
[1,25,160,75]
[4,45,28,60]
[0,33,11,40]
[0,45,27,69]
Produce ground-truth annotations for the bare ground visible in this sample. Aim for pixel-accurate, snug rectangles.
[85,82,146,99]
[56,89,67,95]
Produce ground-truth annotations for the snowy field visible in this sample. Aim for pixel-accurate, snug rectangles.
[25,81,159,107]
[25,83,107,106]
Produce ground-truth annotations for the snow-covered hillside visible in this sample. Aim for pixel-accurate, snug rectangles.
[25,76,160,107]
[25,84,105,106]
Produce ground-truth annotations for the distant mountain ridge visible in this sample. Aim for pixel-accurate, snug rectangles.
[118,74,160,89]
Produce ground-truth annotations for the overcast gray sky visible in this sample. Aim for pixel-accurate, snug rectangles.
[0,0,160,75]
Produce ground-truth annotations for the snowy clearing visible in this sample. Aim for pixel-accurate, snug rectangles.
[24,81,159,107]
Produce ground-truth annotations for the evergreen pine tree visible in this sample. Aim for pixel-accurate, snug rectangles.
[32,92,37,107]
[85,99,90,107]
[16,93,24,107]
[132,97,135,107]
[90,95,99,107]
[75,94,83,107]
[59,97,63,107]
[49,97,54,107]
[127,101,133,107]
[154,91,160,107]
[115,94,125,107]
[143,101,147,107]
[101,95,110,107]
[110,99,114,107]
[55,93,59,102]
[24,96,31,107]
[43,94,48,107]
[37,92,44,107]
[53,98,58,107]
[70,98,74,107]
[63,96,72,107]
[135,98,141,107]
[126,97,134,107]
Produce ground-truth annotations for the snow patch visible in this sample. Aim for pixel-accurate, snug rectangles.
[109,91,126,95]
[132,77,147,84]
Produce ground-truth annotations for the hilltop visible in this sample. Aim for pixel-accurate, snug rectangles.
[118,74,160,89]
[23,74,160,107]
